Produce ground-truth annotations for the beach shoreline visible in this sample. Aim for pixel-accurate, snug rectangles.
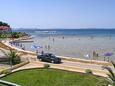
[0,37,111,66]
[21,35,115,61]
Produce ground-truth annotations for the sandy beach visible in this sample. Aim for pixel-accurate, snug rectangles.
[22,35,115,61]
[0,38,111,65]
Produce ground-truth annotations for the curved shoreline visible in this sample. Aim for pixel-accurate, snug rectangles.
[0,40,36,55]
[0,39,111,66]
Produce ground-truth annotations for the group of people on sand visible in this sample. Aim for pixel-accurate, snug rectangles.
[45,45,51,50]
[49,36,65,41]
[84,51,99,60]
[9,42,25,50]
[85,51,114,62]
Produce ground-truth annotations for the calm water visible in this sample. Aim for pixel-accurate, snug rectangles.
[15,29,115,61]
[16,29,115,37]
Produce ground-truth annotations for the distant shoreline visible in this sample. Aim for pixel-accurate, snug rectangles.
[13,28,115,30]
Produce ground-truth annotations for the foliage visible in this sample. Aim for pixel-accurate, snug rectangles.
[0,49,21,66]
[0,32,27,38]
[1,69,103,86]
[102,61,115,86]
[0,34,7,38]
[11,32,20,38]
[7,50,21,65]
[96,79,109,86]
[2,69,12,74]
[0,21,25,38]
[85,69,93,74]
[11,32,28,38]
[0,21,10,27]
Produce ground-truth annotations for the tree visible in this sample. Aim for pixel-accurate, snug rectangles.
[0,49,21,66]
[0,21,10,27]
[11,32,20,38]
[0,21,3,26]
[102,61,115,86]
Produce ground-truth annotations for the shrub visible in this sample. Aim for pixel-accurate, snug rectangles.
[12,57,21,65]
[0,71,3,75]
[2,69,12,74]
[85,69,93,74]
[43,64,50,68]
[96,79,110,86]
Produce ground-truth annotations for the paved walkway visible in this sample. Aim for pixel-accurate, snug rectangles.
[14,59,111,77]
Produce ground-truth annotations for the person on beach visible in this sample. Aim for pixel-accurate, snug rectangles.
[20,43,22,47]
[96,53,99,58]
[10,42,13,46]
[36,50,39,54]
[45,45,47,50]
[90,36,94,39]
[62,36,64,39]
[104,57,105,61]
[16,43,18,46]
[22,46,25,50]
[53,38,54,42]
[17,43,19,46]
[41,50,44,55]
[107,57,110,62]
[48,45,50,50]
[93,51,99,60]
[93,51,96,60]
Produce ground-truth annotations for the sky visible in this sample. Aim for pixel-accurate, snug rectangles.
[0,0,115,29]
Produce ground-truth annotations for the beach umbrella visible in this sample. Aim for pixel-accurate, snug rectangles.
[104,52,113,56]
[31,45,43,49]
[104,52,113,62]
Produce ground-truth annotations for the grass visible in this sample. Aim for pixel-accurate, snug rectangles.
[1,68,104,86]
[0,84,5,86]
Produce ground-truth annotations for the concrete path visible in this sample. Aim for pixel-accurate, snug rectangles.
[62,60,104,70]
[14,59,111,77]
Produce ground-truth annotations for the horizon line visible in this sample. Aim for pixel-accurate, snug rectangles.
[12,28,115,30]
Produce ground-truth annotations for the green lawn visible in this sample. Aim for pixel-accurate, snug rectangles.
[1,68,103,86]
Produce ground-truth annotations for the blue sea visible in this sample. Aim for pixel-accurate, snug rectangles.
[15,29,115,61]
[15,29,115,37]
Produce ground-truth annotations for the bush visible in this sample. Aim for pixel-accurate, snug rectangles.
[0,71,3,75]
[43,64,50,68]
[13,57,21,65]
[85,69,93,74]
[2,69,12,74]
[96,79,110,86]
